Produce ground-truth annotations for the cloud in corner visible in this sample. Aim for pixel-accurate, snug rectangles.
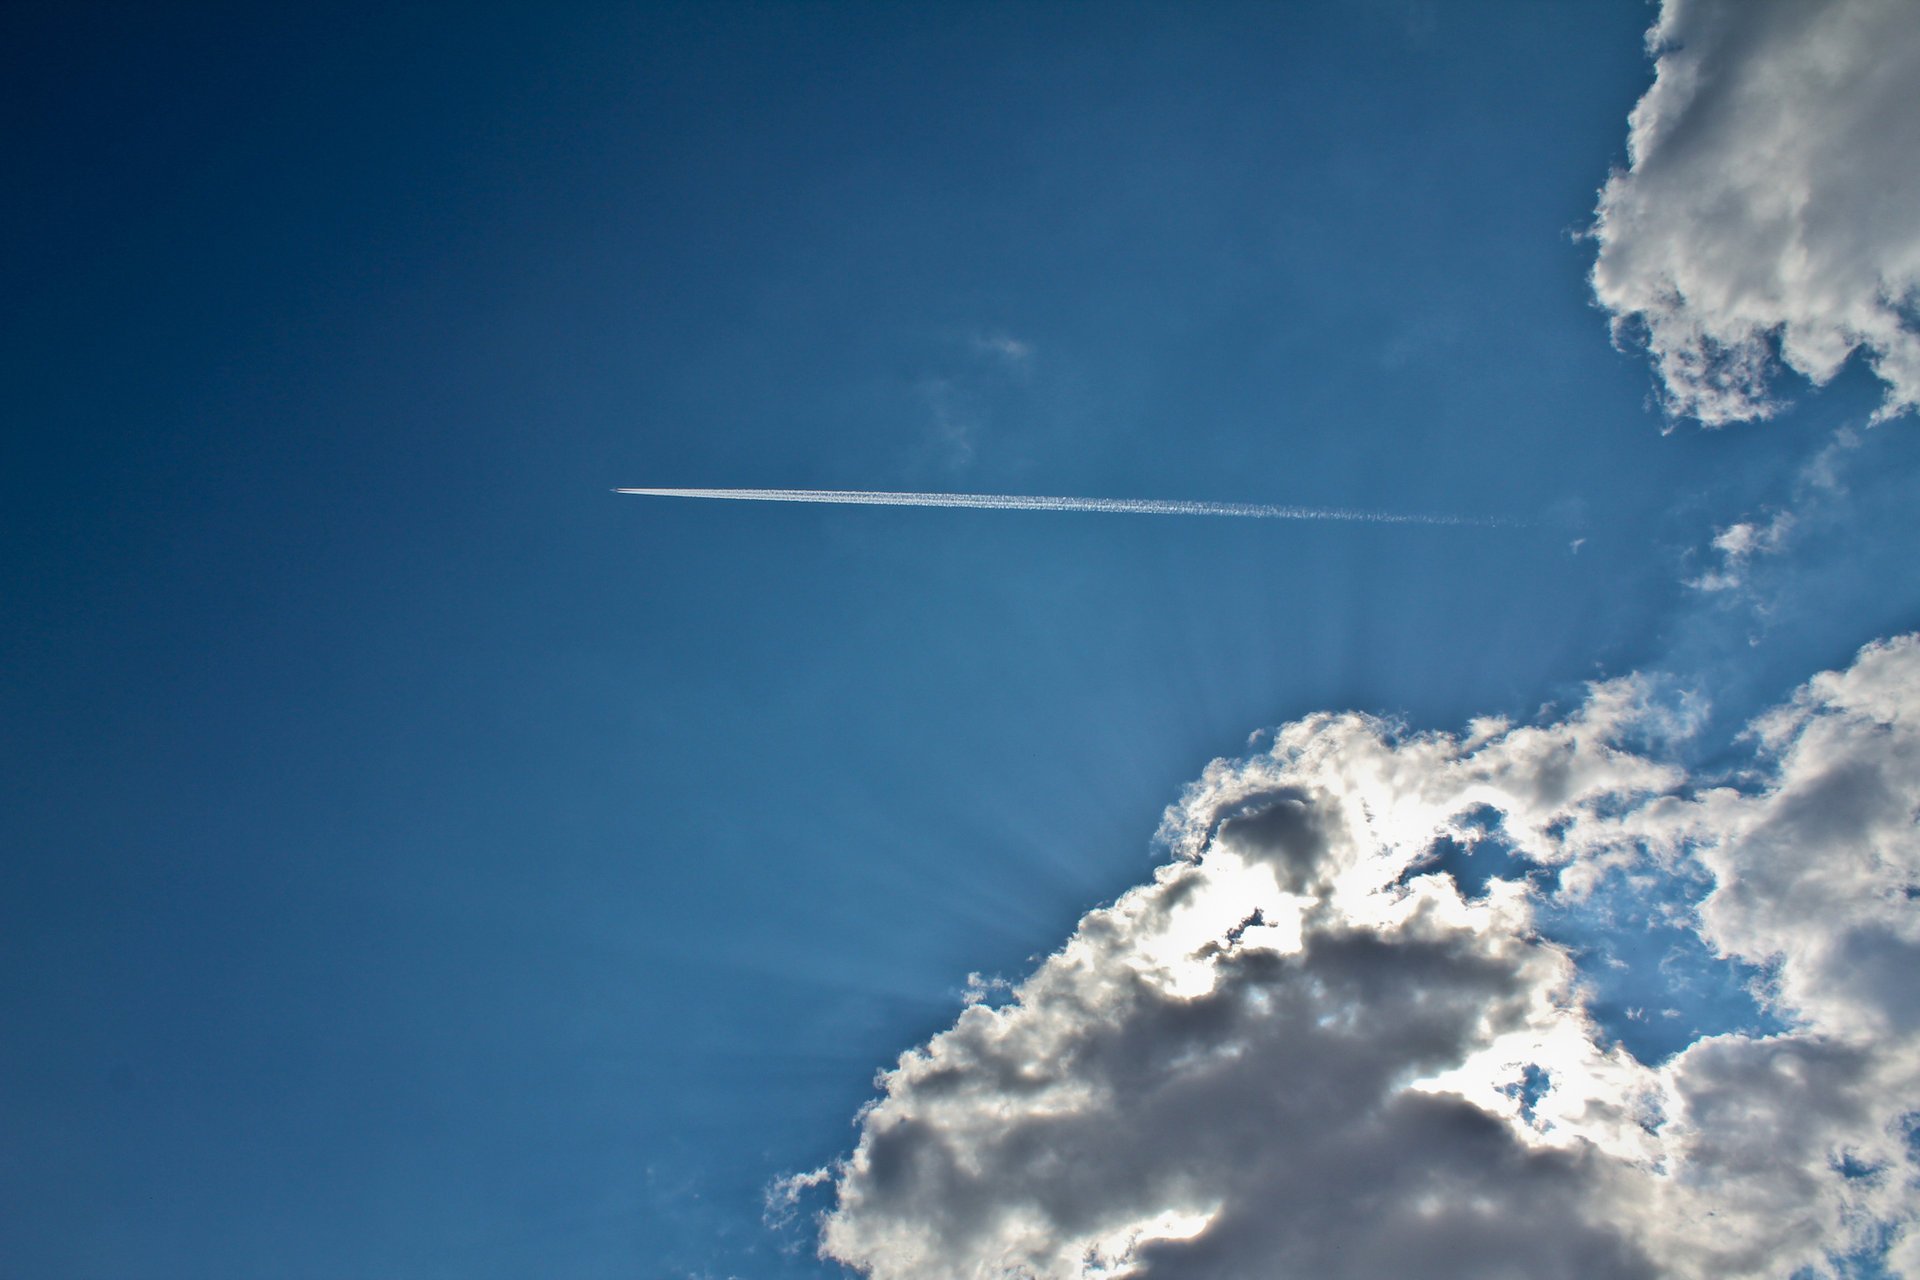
[1590,0,1920,426]
[786,636,1920,1279]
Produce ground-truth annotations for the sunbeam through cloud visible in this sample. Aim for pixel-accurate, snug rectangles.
[9,2,1920,1278]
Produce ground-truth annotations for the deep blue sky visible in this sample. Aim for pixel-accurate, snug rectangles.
[6,5,1918,1277]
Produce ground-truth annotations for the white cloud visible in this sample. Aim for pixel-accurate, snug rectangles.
[795,637,1920,1278]
[1680,423,1866,613]
[1695,635,1920,1038]
[1687,509,1794,592]
[1590,0,1920,426]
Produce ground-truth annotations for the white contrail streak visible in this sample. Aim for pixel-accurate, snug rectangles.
[614,487,1505,526]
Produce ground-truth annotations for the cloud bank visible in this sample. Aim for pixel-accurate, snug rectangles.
[1590,0,1920,425]
[793,635,1920,1278]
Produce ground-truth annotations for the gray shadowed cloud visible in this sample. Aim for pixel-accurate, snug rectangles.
[1590,0,1920,426]
[786,636,1920,1279]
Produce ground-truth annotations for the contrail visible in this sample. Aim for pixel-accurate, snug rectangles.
[614,487,1505,527]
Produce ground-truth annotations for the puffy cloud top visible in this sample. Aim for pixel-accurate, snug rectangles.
[794,636,1920,1278]
[1590,0,1920,425]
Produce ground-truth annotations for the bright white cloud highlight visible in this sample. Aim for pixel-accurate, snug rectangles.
[1590,0,1920,426]
[792,635,1920,1278]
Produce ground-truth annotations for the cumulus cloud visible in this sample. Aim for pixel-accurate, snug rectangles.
[792,636,1920,1278]
[1590,0,1920,426]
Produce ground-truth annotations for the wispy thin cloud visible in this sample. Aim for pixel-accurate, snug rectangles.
[615,487,1509,527]
[1687,510,1795,593]
[798,637,1920,1279]
[970,332,1034,365]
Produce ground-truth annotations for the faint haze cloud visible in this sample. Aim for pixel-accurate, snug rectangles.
[1679,425,1867,643]
[1590,0,1920,427]
[969,330,1034,367]
[901,330,1036,473]
[912,375,979,470]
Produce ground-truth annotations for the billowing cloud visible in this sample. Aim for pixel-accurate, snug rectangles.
[790,635,1920,1278]
[1590,0,1920,426]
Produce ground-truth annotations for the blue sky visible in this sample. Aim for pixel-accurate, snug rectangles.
[6,3,1919,1278]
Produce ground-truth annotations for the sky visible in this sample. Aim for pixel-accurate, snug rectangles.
[4,2,1919,1277]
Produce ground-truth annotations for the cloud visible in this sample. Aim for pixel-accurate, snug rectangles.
[1680,424,1864,614]
[971,332,1035,366]
[1589,0,1920,426]
[899,332,1035,473]
[1695,635,1920,1039]
[793,636,1920,1278]
[1687,510,1794,592]
[912,376,980,470]
[615,487,1494,526]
